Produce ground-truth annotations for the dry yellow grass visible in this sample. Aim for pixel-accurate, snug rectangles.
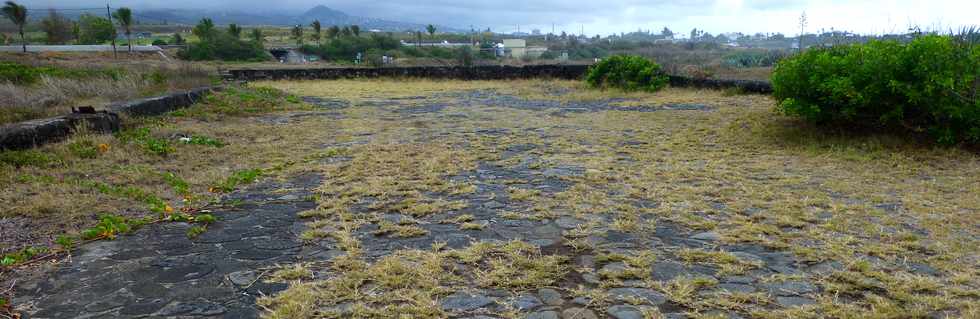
[2,78,977,318]
[257,79,978,318]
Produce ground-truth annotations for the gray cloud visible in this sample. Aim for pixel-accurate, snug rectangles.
[16,0,980,35]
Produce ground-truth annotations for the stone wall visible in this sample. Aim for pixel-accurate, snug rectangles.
[109,87,220,117]
[226,65,592,81]
[226,65,773,94]
[667,75,773,94]
[0,87,220,151]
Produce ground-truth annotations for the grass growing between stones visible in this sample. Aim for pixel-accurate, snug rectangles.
[259,241,567,319]
[4,77,977,318]
[256,79,979,318]
[0,85,315,258]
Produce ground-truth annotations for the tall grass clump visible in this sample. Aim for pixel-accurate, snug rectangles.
[585,55,669,92]
[0,62,214,124]
[772,32,980,145]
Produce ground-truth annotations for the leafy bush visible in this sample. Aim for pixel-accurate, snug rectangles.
[177,33,269,62]
[772,34,980,144]
[301,33,400,62]
[77,14,115,45]
[585,55,669,92]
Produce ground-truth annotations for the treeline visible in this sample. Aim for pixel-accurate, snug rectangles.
[0,1,189,52]
[296,20,495,65]
[177,19,268,61]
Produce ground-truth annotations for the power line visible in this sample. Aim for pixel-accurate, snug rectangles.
[26,8,106,11]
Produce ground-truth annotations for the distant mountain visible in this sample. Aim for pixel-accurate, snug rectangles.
[126,5,459,33]
[301,5,350,22]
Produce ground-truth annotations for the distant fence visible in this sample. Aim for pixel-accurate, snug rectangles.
[0,87,221,151]
[226,65,773,93]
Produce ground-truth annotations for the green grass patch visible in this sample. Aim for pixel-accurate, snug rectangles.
[212,168,262,193]
[171,86,300,118]
[162,172,191,196]
[1,246,47,266]
[80,214,143,240]
[0,149,61,168]
[117,128,175,156]
[80,180,169,213]
[181,135,226,147]
[67,140,101,159]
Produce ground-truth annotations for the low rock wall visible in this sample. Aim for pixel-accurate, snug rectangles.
[0,87,220,150]
[226,65,773,94]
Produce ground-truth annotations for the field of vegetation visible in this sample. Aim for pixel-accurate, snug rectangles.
[1,75,976,318]
[1,8,978,315]
[0,57,215,124]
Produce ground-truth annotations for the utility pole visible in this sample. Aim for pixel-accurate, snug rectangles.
[106,3,117,58]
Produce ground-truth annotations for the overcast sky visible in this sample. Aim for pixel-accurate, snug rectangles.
[20,0,979,36]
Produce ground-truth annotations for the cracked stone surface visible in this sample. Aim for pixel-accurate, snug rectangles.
[13,174,323,319]
[10,87,938,318]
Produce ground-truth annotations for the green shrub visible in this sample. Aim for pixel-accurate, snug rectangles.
[772,34,980,144]
[177,33,269,62]
[585,55,669,92]
[301,33,400,62]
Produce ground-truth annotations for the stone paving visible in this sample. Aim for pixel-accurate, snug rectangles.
[14,174,322,318]
[15,89,844,318]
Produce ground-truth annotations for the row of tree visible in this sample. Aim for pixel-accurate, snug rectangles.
[292,21,366,46]
[178,18,267,61]
[1,1,143,52]
[288,20,439,46]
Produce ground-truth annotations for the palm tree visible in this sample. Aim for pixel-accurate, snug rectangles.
[310,20,321,45]
[326,25,340,39]
[193,18,215,41]
[426,24,436,46]
[228,24,242,38]
[1,1,28,53]
[250,29,263,44]
[112,7,133,52]
[291,25,303,45]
